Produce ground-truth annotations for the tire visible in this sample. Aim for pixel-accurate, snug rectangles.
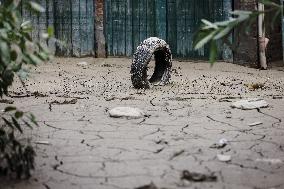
[130,37,172,89]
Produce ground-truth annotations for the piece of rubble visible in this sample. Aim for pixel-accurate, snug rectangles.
[256,158,282,164]
[135,182,159,189]
[181,170,217,182]
[217,154,231,162]
[35,141,50,145]
[231,98,268,110]
[210,138,228,149]
[248,121,263,127]
[108,107,145,119]
[77,61,88,66]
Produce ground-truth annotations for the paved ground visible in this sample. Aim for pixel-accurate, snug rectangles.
[1,58,284,189]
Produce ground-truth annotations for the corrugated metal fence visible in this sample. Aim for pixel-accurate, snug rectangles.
[105,0,232,59]
[21,0,94,57]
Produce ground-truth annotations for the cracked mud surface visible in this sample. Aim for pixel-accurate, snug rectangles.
[1,58,284,189]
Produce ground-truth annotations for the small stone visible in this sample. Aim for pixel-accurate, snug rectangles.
[248,121,263,127]
[231,98,268,110]
[255,158,282,164]
[217,154,231,162]
[109,107,145,119]
[77,61,88,66]
[273,96,282,99]
[35,141,50,145]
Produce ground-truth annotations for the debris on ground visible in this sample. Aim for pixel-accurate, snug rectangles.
[50,99,78,105]
[108,107,145,119]
[210,138,228,149]
[77,61,88,66]
[244,83,265,90]
[32,91,48,97]
[231,98,269,110]
[0,99,14,104]
[217,154,231,162]
[181,170,217,182]
[256,158,283,164]
[272,96,283,99]
[219,96,241,102]
[104,95,135,101]
[169,149,185,160]
[248,121,263,127]
[134,182,159,189]
[35,141,50,145]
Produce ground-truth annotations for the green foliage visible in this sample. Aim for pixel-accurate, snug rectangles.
[194,0,283,65]
[0,107,38,178]
[0,0,51,178]
[0,0,52,97]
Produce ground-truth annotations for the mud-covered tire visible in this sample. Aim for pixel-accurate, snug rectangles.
[130,37,172,89]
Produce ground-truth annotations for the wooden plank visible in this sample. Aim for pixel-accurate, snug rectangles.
[117,0,126,56]
[125,0,133,56]
[167,0,177,56]
[282,0,284,63]
[222,0,233,61]
[105,0,113,56]
[155,0,167,40]
[132,0,140,51]
[86,0,94,55]
[71,0,80,56]
[139,0,147,42]
[146,0,155,38]
[176,0,186,57]
[184,0,191,58]
[112,0,119,55]
[78,0,94,56]
[46,0,56,53]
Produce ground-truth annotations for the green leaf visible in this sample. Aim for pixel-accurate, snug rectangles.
[47,26,54,37]
[2,117,14,130]
[209,41,218,65]
[28,54,43,65]
[0,40,10,64]
[12,117,23,133]
[29,114,38,126]
[201,19,218,29]
[23,120,33,129]
[15,111,24,119]
[29,2,45,13]
[4,106,16,112]
[194,31,217,50]
[213,25,233,40]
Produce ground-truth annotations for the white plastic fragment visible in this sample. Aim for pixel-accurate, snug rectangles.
[35,141,50,145]
[248,121,263,127]
[219,138,228,145]
[109,107,145,119]
[256,158,282,164]
[217,154,231,162]
[231,98,268,110]
[77,61,88,66]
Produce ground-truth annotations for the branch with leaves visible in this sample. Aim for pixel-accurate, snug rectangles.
[193,0,283,64]
[0,0,52,178]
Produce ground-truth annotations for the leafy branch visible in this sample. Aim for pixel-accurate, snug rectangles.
[0,0,52,178]
[193,0,283,64]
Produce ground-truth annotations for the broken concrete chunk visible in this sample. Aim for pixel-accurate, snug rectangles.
[108,107,145,119]
[35,141,50,145]
[231,98,268,110]
[135,182,159,189]
[210,138,228,149]
[248,121,263,127]
[217,154,231,162]
[255,158,282,164]
[181,170,217,182]
[77,61,88,66]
